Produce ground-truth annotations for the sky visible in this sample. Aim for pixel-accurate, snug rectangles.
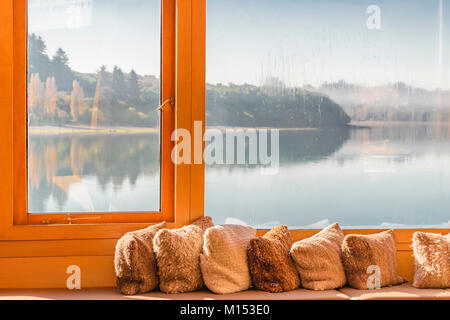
[28,0,161,76]
[29,0,450,89]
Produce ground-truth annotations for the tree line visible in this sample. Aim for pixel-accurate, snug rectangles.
[28,34,351,129]
[27,34,159,127]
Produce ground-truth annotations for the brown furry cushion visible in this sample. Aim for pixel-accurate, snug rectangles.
[247,225,300,293]
[290,223,346,290]
[341,230,406,289]
[114,222,166,295]
[200,224,256,294]
[153,217,214,293]
[412,231,449,288]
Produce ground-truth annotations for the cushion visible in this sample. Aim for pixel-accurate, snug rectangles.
[412,231,449,288]
[341,230,406,289]
[153,217,214,293]
[114,222,166,295]
[290,222,346,290]
[200,224,256,294]
[247,225,300,293]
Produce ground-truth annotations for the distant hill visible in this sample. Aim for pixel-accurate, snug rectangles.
[206,83,350,128]
[315,80,450,122]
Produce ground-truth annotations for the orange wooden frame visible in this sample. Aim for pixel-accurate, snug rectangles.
[0,0,205,241]
[13,0,175,226]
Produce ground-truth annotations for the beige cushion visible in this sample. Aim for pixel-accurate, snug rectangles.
[247,225,300,293]
[153,217,214,294]
[412,231,450,288]
[114,222,166,295]
[290,223,346,290]
[338,283,450,300]
[341,230,406,289]
[200,224,256,294]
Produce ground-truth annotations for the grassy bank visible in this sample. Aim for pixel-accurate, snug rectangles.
[28,125,159,135]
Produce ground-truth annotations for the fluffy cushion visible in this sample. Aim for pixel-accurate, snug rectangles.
[114,222,166,295]
[290,223,346,290]
[247,225,300,293]
[341,230,406,289]
[153,217,214,293]
[412,231,450,288]
[200,224,256,294]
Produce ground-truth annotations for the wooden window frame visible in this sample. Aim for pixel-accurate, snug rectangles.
[0,0,205,241]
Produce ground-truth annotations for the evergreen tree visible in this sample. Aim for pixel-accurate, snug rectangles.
[127,69,141,104]
[51,48,73,91]
[112,66,126,101]
[28,34,51,81]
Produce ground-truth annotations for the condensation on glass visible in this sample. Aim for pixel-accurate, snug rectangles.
[205,0,450,228]
[27,0,161,213]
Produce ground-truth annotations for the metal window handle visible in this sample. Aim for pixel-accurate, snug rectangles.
[41,214,101,225]
[156,96,175,111]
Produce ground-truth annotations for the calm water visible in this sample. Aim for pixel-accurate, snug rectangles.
[205,123,450,228]
[29,124,450,228]
[28,133,160,213]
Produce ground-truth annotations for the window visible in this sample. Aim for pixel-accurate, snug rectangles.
[205,0,450,229]
[13,0,176,225]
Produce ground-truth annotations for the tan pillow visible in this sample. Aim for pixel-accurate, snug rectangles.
[153,216,214,293]
[114,222,166,295]
[341,230,406,289]
[200,224,256,294]
[247,225,300,293]
[290,223,346,290]
[412,231,450,288]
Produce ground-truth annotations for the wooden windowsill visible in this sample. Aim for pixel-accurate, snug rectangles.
[0,283,449,300]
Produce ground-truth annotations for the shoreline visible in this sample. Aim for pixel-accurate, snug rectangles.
[28,125,159,135]
[29,121,447,135]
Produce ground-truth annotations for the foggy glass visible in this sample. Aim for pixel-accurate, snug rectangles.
[205,0,450,228]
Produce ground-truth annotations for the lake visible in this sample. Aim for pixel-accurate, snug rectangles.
[28,123,450,228]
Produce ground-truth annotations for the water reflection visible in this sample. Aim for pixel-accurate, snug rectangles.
[28,133,160,213]
[206,124,450,229]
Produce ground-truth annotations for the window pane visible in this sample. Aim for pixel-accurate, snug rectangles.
[206,0,450,228]
[27,0,161,213]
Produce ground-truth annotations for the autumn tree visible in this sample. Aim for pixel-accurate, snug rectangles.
[44,77,57,118]
[28,73,44,109]
[70,80,84,122]
[91,66,107,128]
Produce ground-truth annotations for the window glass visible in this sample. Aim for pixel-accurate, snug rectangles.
[27,0,161,213]
[205,0,450,228]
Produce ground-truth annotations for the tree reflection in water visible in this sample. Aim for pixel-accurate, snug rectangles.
[28,133,160,213]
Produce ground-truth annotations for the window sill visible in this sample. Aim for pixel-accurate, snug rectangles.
[0,283,449,300]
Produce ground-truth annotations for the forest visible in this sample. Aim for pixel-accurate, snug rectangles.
[28,34,350,128]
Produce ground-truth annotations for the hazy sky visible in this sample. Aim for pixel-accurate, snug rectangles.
[28,0,161,76]
[207,0,450,89]
[29,0,449,89]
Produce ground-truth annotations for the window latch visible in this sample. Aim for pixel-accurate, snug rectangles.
[41,214,102,225]
[156,95,175,111]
